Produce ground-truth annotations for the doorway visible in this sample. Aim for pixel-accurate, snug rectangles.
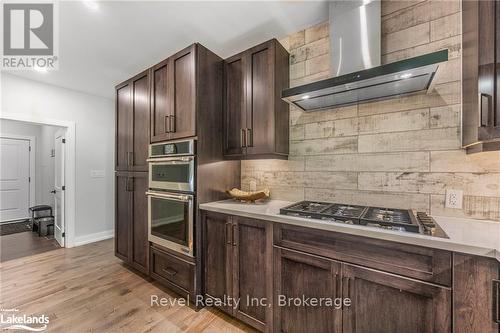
[0,119,70,261]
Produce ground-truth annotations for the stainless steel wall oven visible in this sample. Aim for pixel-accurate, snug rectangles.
[147,139,195,257]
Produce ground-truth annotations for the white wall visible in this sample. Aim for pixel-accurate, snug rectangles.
[1,73,115,242]
[40,125,59,207]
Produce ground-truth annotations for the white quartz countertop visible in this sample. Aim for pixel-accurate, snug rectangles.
[199,199,500,261]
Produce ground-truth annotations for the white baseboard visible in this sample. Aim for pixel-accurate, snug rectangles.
[73,229,114,247]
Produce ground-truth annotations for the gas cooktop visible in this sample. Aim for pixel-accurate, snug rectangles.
[280,201,447,237]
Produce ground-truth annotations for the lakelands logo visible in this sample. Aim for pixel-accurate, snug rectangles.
[0,308,49,331]
[1,1,59,70]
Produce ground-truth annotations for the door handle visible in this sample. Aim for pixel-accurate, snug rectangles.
[493,279,500,323]
[225,222,232,245]
[170,115,175,133]
[479,93,491,127]
[50,190,56,194]
[240,129,246,148]
[246,128,253,147]
[162,267,177,277]
[164,116,170,133]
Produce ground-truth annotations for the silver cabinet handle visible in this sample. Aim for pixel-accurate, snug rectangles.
[344,277,351,300]
[170,115,175,133]
[333,273,340,299]
[162,267,177,276]
[494,279,500,324]
[127,152,134,167]
[479,93,490,127]
[164,115,170,133]
[128,177,134,192]
[246,128,253,147]
[231,224,237,246]
[225,222,232,245]
[240,128,246,148]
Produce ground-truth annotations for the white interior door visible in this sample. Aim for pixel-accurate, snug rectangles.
[54,129,66,246]
[0,138,31,223]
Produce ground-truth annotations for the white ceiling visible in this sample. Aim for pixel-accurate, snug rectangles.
[7,1,329,99]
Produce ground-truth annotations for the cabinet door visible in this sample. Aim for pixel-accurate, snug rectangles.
[453,254,499,333]
[131,72,150,171]
[274,248,342,333]
[478,0,499,140]
[170,44,196,140]
[116,82,132,171]
[204,212,233,314]
[224,54,246,157]
[130,173,149,274]
[342,263,451,333]
[496,1,500,129]
[150,59,171,143]
[232,217,272,331]
[115,172,131,261]
[246,41,275,157]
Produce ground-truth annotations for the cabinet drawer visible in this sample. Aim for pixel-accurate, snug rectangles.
[274,223,452,286]
[151,247,194,293]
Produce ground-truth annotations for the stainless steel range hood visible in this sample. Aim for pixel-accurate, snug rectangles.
[282,0,448,111]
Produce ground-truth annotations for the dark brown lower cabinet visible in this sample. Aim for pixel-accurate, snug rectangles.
[202,211,497,333]
[453,253,500,333]
[273,248,342,333]
[150,245,195,298]
[114,172,149,274]
[203,212,272,332]
[274,248,451,333]
[342,264,451,333]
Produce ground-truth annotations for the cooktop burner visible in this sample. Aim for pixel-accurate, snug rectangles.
[286,201,330,213]
[280,201,447,237]
[320,204,366,219]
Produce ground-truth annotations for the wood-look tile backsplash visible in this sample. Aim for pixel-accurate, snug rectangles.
[241,0,500,221]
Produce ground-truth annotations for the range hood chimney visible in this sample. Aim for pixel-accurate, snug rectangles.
[282,0,448,111]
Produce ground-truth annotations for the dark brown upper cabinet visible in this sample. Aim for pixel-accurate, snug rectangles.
[150,44,201,142]
[115,70,150,171]
[223,39,289,160]
[462,0,500,153]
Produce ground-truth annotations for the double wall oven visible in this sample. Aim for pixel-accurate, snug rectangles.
[147,140,195,257]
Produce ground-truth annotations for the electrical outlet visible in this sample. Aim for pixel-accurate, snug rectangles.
[445,189,463,209]
[90,170,105,178]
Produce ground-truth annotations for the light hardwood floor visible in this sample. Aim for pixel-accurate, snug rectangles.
[1,231,60,262]
[0,239,255,332]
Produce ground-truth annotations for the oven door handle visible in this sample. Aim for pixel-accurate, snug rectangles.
[146,156,194,163]
[146,191,192,202]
